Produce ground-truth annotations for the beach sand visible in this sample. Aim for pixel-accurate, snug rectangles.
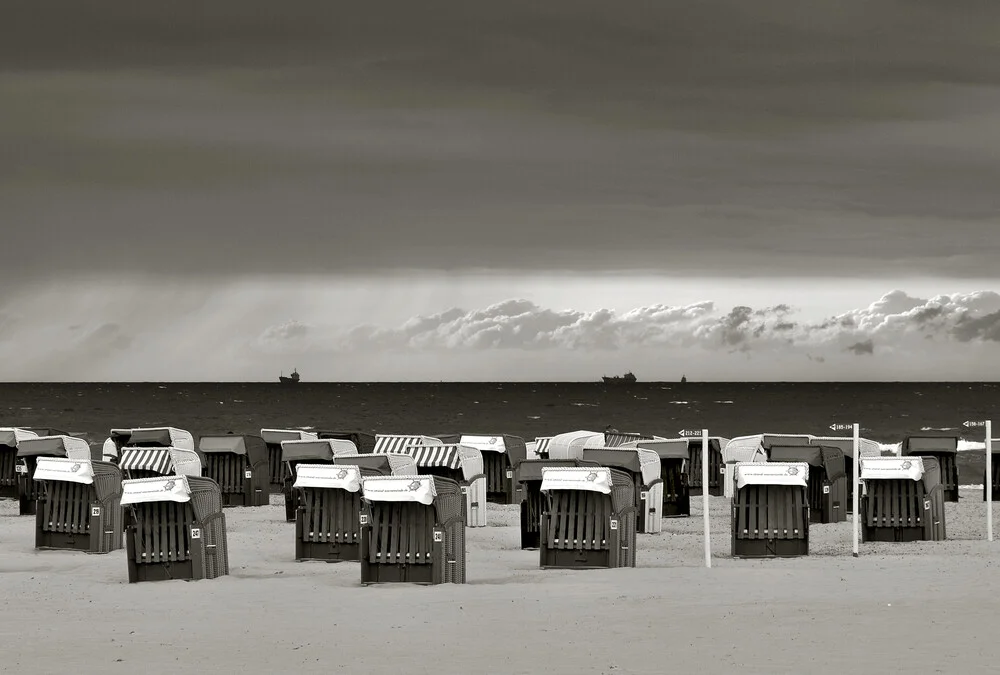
[2,488,1000,674]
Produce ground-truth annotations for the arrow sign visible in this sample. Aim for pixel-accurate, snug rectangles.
[829,423,854,431]
[964,420,987,428]
[678,429,702,437]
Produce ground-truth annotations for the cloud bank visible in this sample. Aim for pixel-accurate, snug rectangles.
[256,290,1000,358]
[3,284,999,381]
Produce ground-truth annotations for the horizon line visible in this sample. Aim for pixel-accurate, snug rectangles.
[1,380,998,385]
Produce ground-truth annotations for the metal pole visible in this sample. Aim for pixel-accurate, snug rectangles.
[988,420,993,542]
[853,422,860,557]
[702,428,711,568]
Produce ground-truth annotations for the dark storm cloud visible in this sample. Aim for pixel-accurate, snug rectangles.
[846,340,875,356]
[2,0,1000,279]
[952,311,1000,342]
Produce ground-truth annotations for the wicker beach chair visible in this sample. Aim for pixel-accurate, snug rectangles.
[16,435,93,516]
[198,434,270,507]
[261,429,318,494]
[538,466,637,569]
[280,439,359,522]
[378,444,487,527]
[514,458,599,549]
[768,445,847,524]
[684,436,728,496]
[636,439,691,518]
[901,435,960,503]
[860,456,946,542]
[33,457,124,553]
[808,436,883,514]
[121,475,229,583]
[731,462,810,558]
[295,455,417,562]
[457,434,527,505]
[360,475,466,585]
[0,427,39,501]
[582,447,663,534]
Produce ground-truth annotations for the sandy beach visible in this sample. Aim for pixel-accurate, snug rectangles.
[2,487,999,674]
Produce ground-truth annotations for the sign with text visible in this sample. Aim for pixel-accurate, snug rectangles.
[678,429,702,437]
[964,420,987,428]
[829,423,854,432]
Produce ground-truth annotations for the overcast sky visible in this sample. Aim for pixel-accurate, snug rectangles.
[2,0,999,380]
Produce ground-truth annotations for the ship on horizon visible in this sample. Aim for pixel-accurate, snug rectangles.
[279,368,301,384]
[601,371,637,384]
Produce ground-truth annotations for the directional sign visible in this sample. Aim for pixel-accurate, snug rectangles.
[964,420,987,428]
[829,423,854,431]
[678,429,702,437]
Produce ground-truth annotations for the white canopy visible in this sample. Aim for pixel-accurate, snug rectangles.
[32,457,95,485]
[459,435,507,453]
[723,436,771,464]
[362,475,437,505]
[292,464,363,492]
[121,475,192,505]
[860,456,924,482]
[733,462,809,490]
[539,466,613,495]
[546,430,604,460]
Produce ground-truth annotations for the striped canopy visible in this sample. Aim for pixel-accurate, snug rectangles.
[389,444,462,470]
[604,432,656,447]
[119,447,174,475]
[374,434,442,454]
[534,438,552,454]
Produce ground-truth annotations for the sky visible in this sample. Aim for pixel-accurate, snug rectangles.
[2,0,999,381]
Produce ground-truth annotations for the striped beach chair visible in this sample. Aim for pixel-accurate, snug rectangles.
[280,439,359,521]
[261,429,318,494]
[33,456,124,554]
[731,462,810,558]
[198,434,271,507]
[860,456,946,542]
[121,474,229,583]
[538,466,637,569]
[16,435,94,516]
[378,444,487,527]
[360,475,466,585]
